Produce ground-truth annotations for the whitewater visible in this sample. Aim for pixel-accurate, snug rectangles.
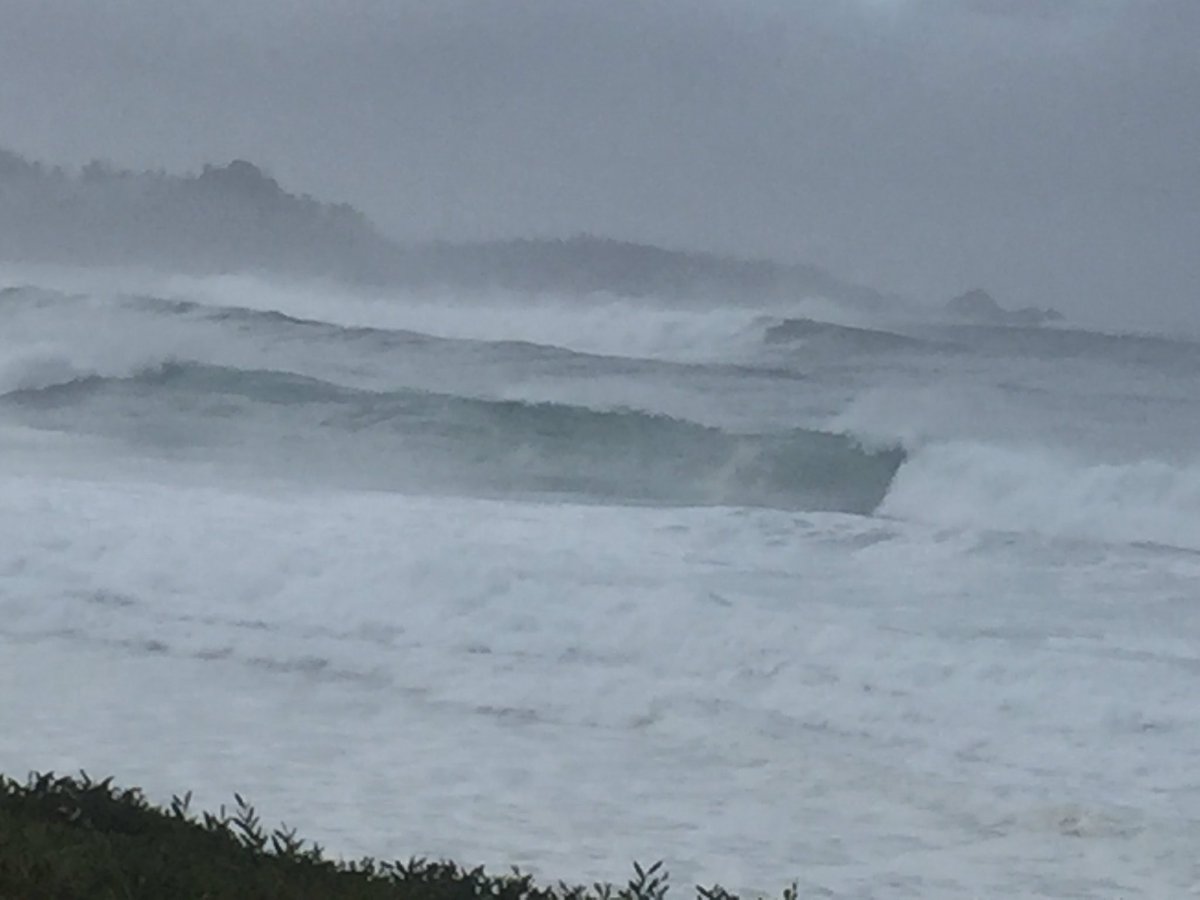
[2,268,1199,898]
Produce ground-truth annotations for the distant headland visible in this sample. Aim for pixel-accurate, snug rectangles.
[0,148,895,309]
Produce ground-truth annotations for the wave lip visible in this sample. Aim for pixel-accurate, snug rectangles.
[0,361,905,514]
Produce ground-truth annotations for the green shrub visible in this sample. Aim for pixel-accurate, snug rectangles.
[0,771,799,900]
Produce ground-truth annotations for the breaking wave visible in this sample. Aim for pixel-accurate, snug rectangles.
[0,361,904,514]
[764,317,937,353]
[881,441,1200,550]
[0,286,814,382]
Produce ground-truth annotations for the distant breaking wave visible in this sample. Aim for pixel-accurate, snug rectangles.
[4,282,959,373]
[764,317,938,353]
[0,361,904,514]
[1,284,793,371]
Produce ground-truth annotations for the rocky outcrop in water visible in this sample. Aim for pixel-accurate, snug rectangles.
[946,289,1063,326]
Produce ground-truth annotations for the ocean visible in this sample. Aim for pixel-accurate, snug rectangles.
[2,267,1198,897]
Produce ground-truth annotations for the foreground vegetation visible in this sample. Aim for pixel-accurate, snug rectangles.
[0,772,798,900]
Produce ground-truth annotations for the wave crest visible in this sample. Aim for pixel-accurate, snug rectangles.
[1,362,904,514]
[882,441,1200,549]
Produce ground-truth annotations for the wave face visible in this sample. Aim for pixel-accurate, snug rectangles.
[0,361,903,514]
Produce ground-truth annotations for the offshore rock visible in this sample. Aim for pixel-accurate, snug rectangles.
[946,289,1063,326]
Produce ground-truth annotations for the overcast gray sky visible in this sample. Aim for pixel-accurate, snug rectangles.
[1,0,1196,327]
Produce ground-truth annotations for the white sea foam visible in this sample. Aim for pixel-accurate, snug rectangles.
[0,342,180,396]
[883,441,1200,550]
[1,474,1198,897]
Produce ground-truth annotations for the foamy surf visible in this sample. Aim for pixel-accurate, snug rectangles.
[3,266,1200,897]
[882,441,1200,550]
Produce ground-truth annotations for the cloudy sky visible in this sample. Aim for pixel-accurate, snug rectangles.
[1,0,1196,327]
